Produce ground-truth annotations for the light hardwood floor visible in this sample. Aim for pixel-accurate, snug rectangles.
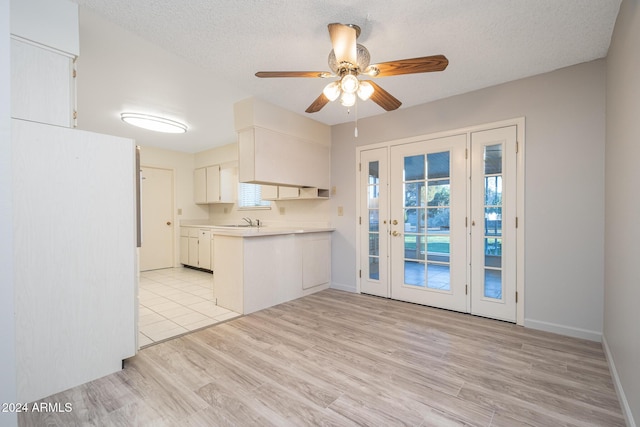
[20,289,624,426]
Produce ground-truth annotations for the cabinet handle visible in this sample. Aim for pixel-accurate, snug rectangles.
[166,221,172,226]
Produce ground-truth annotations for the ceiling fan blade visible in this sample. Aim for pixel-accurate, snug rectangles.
[367,55,449,77]
[328,23,357,66]
[305,93,330,113]
[255,71,334,78]
[364,80,402,111]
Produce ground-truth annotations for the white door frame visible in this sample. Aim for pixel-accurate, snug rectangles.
[355,117,525,325]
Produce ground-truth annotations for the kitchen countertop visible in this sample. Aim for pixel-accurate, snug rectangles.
[181,224,335,237]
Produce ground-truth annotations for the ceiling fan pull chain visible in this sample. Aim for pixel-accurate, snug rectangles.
[354,99,359,138]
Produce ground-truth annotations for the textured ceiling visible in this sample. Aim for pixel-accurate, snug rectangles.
[70,0,621,153]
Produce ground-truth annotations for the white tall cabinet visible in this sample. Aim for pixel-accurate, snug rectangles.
[10,0,137,404]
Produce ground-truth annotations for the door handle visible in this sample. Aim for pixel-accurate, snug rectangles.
[392,230,401,237]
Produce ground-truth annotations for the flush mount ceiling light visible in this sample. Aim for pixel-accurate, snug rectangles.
[120,112,187,134]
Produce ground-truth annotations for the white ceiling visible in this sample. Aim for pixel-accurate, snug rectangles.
[70,0,621,154]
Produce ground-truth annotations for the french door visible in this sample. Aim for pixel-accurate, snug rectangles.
[470,127,517,321]
[358,125,519,322]
[389,134,468,312]
[359,148,389,297]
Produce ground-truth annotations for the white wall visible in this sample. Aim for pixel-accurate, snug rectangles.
[1,0,17,424]
[604,0,640,424]
[331,60,606,341]
[198,143,332,228]
[139,145,208,266]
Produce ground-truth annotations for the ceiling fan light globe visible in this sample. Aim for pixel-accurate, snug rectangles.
[340,91,356,107]
[357,81,374,101]
[341,74,359,94]
[323,81,341,101]
[356,44,370,71]
[328,50,338,73]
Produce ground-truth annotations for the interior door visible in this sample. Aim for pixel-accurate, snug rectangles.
[139,166,174,271]
[389,134,468,312]
[470,126,517,322]
[359,148,389,297]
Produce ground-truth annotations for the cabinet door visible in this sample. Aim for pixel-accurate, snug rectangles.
[219,165,237,203]
[11,38,75,127]
[302,236,331,289]
[179,236,189,265]
[278,186,300,199]
[210,236,215,272]
[206,165,221,202]
[261,185,278,200]
[194,168,207,204]
[198,230,211,270]
[188,237,199,266]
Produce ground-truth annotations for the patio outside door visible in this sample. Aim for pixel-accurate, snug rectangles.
[470,126,517,322]
[389,134,468,312]
[359,147,389,297]
[358,125,519,323]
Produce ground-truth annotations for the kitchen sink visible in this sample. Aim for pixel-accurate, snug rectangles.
[216,224,252,228]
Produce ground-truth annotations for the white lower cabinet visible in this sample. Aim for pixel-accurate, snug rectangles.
[214,232,332,314]
[180,227,213,271]
[179,227,189,265]
[198,229,211,270]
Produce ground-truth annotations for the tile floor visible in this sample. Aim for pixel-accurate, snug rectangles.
[138,267,241,348]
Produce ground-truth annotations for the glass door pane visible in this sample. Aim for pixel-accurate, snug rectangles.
[483,144,502,299]
[402,151,452,291]
[360,147,389,298]
[368,161,380,280]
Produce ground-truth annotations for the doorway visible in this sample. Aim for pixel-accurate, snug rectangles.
[140,166,174,271]
[357,121,523,323]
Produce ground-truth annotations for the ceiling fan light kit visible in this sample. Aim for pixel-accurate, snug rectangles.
[255,22,449,114]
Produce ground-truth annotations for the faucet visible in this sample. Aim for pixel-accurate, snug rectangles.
[242,217,253,227]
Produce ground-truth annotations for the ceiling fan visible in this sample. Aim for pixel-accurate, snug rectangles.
[255,23,449,114]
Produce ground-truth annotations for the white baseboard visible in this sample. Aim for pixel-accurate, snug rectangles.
[330,281,357,293]
[524,318,602,342]
[602,335,637,427]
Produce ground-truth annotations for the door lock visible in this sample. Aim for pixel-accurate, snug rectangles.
[392,219,398,225]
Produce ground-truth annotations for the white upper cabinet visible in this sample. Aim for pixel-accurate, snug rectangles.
[238,127,330,190]
[194,163,237,204]
[261,185,329,201]
[10,0,79,127]
[234,97,331,190]
[11,38,76,127]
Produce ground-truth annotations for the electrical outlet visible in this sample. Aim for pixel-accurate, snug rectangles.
[338,206,344,216]
[177,208,182,215]
[279,206,285,215]
[331,186,337,195]
[223,207,228,214]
